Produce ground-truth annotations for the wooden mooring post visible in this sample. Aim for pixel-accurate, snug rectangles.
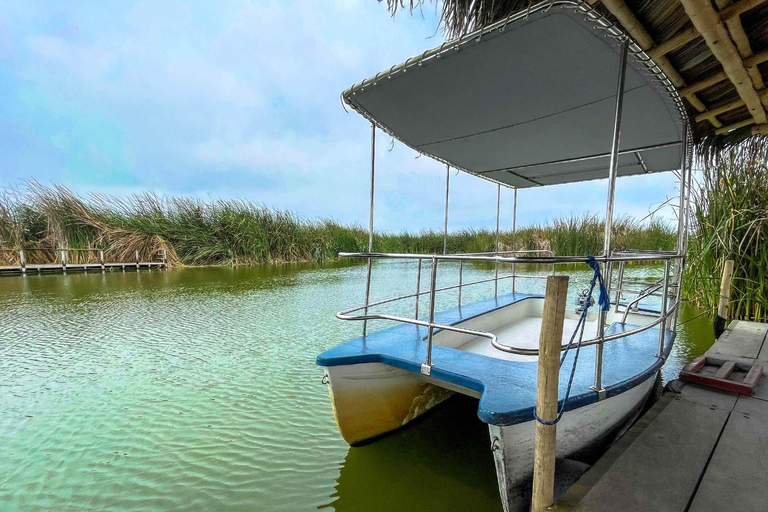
[531,275,569,512]
[714,259,735,338]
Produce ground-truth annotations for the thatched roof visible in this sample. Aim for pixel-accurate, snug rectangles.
[385,0,768,158]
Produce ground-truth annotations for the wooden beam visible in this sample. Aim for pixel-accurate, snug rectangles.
[695,89,768,122]
[715,117,756,134]
[680,49,768,96]
[596,0,718,125]
[723,7,768,104]
[719,0,768,22]
[680,0,767,124]
[752,123,768,135]
[645,0,767,60]
[649,26,700,60]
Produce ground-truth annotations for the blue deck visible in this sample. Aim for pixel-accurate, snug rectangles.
[317,293,675,426]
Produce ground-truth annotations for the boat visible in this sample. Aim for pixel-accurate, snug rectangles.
[317,2,691,510]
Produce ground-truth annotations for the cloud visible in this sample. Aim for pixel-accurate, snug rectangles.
[0,0,681,232]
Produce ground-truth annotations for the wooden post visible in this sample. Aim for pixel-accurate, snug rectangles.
[19,250,26,274]
[714,259,735,338]
[531,275,570,512]
[718,260,735,320]
[99,250,105,271]
[135,250,140,269]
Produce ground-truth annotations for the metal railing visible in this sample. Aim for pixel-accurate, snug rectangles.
[336,250,683,380]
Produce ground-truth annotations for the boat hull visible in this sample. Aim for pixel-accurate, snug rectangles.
[323,362,454,445]
[489,372,657,512]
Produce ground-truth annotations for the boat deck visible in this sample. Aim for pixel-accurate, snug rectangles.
[317,293,675,426]
[556,320,768,512]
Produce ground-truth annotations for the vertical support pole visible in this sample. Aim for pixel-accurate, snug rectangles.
[363,123,376,337]
[443,165,450,255]
[163,248,168,269]
[676,124,689,255]
[512,188,518,294]
[458,260,463,308]
[658,259,671,358]
[715,259,735,338]
[61,250,67,270]
[531,275,570,512]
[421,257,438,376]
[494,184,501,298]
[99,250,105,271]
[614,261,625,313]
[594,39,628,396]
[673,128,689,327]
[135,250,140,269]
[19,250,26,274]
[415,259,422,319]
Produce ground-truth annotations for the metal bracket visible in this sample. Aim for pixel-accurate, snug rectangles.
[420,363,433,376]
[590,386,607,400]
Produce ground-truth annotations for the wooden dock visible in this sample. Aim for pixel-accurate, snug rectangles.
[0,248,167,276]
[555,320,768,512]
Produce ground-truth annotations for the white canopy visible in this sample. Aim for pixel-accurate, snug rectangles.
[342,3,687,188]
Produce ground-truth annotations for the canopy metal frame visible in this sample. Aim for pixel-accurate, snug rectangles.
[344,0,692,393]
[342,0,688,188]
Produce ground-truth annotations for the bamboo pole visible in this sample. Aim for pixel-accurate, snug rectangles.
[696,89,768,123]
[718,260,735,320]
[680,0,768,124]
[681,49,768,97]
[531,275,570,512]
[752,123,768,135]
[648,26,700,60]
[593,0,718,124]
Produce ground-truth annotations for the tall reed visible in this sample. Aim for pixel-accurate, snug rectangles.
[0,183,676,266]
[684,146,768,321]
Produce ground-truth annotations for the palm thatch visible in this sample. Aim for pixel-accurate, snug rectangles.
[383,0,768,157]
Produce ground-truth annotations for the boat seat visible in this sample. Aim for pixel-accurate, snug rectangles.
[317,293,674,426]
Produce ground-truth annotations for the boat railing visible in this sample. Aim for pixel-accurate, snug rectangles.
[336,251,683,387]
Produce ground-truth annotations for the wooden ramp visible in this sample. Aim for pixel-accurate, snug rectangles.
[555,320,768,512]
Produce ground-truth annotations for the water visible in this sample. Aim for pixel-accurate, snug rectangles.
[0,261,714,511]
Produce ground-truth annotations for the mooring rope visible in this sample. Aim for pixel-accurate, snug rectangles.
[534,255,609,426]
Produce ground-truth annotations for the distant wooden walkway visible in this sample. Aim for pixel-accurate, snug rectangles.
[0,248,167,276]
[555,320,768,512]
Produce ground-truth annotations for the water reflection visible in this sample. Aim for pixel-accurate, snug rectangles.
[324,395,502,512]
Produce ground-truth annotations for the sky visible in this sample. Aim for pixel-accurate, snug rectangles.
[0,0,682,232]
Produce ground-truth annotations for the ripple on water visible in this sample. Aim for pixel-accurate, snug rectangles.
[0,263,712,511]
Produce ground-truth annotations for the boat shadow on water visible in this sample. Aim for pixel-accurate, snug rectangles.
[322,394,503,512]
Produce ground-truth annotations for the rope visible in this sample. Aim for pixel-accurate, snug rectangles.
[534,255,609,426]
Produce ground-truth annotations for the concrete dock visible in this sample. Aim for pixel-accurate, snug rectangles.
[556,320,768,512]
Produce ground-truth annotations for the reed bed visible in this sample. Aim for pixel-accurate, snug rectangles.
[684,146,768,322]
[0,183,676,267]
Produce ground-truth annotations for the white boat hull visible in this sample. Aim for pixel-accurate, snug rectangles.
[489,373,656,512]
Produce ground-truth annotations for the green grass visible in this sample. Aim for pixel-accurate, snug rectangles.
[0,182,676,267]
[683,145,768,322]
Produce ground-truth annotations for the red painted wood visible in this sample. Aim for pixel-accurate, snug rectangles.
[680,357,764,396]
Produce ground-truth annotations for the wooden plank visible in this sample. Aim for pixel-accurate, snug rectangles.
[689,396,768,512]
[569,393,732,512]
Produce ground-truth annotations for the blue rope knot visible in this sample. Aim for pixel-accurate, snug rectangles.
[534,255,607,426]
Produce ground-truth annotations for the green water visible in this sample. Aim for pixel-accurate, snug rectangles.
[0,261,714,511]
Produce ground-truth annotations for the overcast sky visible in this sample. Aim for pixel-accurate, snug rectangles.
[0,0,682,232]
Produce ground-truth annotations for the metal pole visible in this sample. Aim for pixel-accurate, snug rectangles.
[512,188,517,294]
[676,124,689,255]
[494,184,501,298]
[458,260,463,307]
[443,165,450,255]
[415,259,422,319]
[594,39,628,397]
[658,259,671,358]
[673,126,689,327]
[363,123,376,337]
[421,257,438,376]
[614,261,625,312]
